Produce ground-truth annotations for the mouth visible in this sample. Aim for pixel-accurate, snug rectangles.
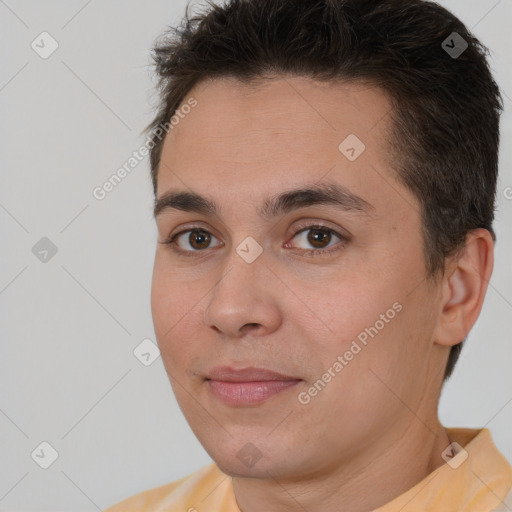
[205,366,303,406]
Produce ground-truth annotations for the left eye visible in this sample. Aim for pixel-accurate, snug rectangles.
[285,225,346,255]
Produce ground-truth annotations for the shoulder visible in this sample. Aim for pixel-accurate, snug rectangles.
[104,462,229,511]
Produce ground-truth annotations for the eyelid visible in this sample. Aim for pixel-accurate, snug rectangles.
[289,220,351,243]
[159,221,221,244]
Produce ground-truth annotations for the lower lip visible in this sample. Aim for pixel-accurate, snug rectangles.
[207,379,301,406]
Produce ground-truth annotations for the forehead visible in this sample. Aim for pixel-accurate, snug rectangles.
[161,76,392,161]
[156,76,411,221]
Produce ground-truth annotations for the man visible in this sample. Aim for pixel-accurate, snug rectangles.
[105,0,511,510]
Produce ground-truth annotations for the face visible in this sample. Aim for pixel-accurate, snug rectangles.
[151,76,446,480]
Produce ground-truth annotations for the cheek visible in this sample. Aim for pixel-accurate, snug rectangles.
[151,252,197,325]
[302,254,428,379]
[150,255,201,366]
[150,256,172,334]
[303,299,428,441]
[301,272,395,350]
[334,285,440,418]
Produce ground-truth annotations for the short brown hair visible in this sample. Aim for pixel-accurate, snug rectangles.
[144,0,503,379]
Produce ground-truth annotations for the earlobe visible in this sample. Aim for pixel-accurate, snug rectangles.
[434,229,494,348]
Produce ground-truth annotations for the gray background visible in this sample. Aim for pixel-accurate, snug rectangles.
[1,0,511,510]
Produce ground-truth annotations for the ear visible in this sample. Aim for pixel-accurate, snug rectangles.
[434,228,494,347]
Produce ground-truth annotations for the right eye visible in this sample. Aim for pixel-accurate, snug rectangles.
[161,228,223,255]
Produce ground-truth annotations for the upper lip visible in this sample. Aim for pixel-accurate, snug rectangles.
[206,366,301,382]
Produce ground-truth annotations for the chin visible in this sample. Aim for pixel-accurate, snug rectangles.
[200,436,301,480]
[213,454,281,479]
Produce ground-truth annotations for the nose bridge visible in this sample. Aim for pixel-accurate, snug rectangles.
[211,238,268,308]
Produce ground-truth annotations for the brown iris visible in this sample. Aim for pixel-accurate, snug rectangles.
[188,230,211,250]
[307,228,332,248]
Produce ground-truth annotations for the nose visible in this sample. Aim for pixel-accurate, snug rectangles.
[203,251,283,340]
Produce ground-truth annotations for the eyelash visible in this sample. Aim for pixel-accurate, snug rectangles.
[160,223,349,258]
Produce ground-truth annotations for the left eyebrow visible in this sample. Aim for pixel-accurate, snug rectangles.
[153,181,375,219]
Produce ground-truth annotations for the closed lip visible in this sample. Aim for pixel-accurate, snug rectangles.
[206,366,301,382]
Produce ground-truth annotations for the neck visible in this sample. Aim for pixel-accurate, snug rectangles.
[232,420,451,512]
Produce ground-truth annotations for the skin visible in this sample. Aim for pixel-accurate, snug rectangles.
[151,76,494,512]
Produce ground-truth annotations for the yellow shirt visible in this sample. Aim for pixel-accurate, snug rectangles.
[104,428,512,511]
